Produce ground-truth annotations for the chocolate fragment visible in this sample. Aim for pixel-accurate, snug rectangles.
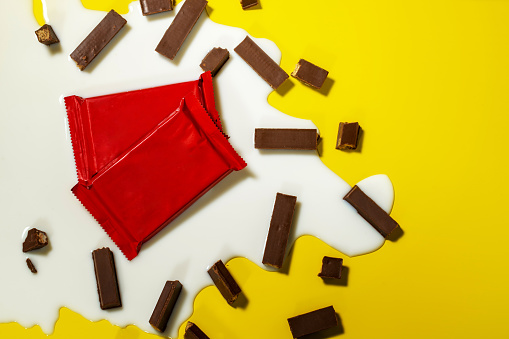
[140,0,173,15]
[336,122,360,150]
[262,193,297,268]
[318,256,343,279]
[234,36,289,89]
[241,0,258,10]
[200,47,229,77]
[184,322,210,339]
[255,128,318,150]
[155,0,208,60]
[344,185,399,238]
[207,260,241,304]
[92,247,122,310]
[70,10,127,71]
[26,258,37,274]
[22,228,49,252]
[35,24,60,46]
[149,280,182,332]
[287,306,338,338]
[291,59,329,89]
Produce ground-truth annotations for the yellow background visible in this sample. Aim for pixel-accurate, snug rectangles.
[10,0,509,337]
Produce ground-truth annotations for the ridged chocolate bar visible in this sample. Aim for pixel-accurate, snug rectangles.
[200,47,229,76]
[140,0,173,16]
[155,0,207,60]
[254,128,318,150]
[262,193,297,268]
[234,36,289,89]
[344,185,399,238]
[291,59,329,89]
[287,306,338,338]
[92,247,122,310]
[207,260,241,304]
[149,280,182,332]
[70,10,127,71]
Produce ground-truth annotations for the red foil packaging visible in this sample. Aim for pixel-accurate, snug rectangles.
[65,73,246,260]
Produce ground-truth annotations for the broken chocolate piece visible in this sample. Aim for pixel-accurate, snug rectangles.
[287,306,338,338]
[318,256,343,279]
[344,185,399,238]
[255,128,318,150]
[184,322,210,339]
[262,193,297,268]
[155,0,208,60]
[234,36,289,89]
[22,228,49,252]
[26,258,37,274]
[200,47,229,77]
[35,24,60,46]
[291,59,329,89]
[140,0,173,15]
[92,247,122,310]
[149,280,182,332]
[336,122,360,150]
[241,0,258,10]
[207,260,241,304]
[70,10,127,71]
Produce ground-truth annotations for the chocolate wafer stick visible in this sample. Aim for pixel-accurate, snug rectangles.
[287,306,338,338]
[207,260,241,304]
[92,247,122,310]
[149,280,182,332]
[255,128,318,150]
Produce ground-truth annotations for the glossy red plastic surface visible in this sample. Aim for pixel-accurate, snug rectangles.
[65,73,246,260]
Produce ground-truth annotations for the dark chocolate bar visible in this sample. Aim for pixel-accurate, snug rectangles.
[155,0,207,60]
[35,24,60,46]
[92,247,122,310]
[254,128,318,150]
[287,306,338,338]
[22,228,49,252]
[149,280,183,332]
[318,256,343,279]
[234,36,289,89]
[344,185,399,238]
[207,260,241,304]
[262,193,297,268]
[291,59,329,89]
[140,0,173,15]
[70,10,127,71]
[26,258,37,274]
[200,47,229,77]
[184,322,210,339]
[336,122,360,150]
[241,0,258,10]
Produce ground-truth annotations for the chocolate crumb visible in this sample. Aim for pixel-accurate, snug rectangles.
[26,258,37,274]
[22,228,49,252]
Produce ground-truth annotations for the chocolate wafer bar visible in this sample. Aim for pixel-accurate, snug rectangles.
[254,128,318,150]
[318,256,343,279]
[92,247,122,310]
[35,24,59,45]
[149,280,182,332]
[287,306,338,338]
[70,10,127,71]
[140,0,173,15]
[241,0,258,10]
[200,47,229,76]
[184,322,210,339]
[336,122,360,150]
[291,59,329,89]
[207,260,241,304]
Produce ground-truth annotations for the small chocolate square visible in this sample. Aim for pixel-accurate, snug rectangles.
[318,256,343,279]
[184,322,210,339]
[200,47,229,77]
[291,59,328,89]
[140,0,173,16]
[35,24,60,46]
[241,0,258,10]
[22,228,49,252]
[336,122,360,150]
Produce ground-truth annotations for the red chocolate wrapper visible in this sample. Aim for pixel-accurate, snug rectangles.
[65,73,246,260]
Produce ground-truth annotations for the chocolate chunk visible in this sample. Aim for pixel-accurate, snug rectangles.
[200,47,229,77]
[26,258,37,274]
[207,260,241,304]
[344,185,399,238]
[287,306,338,338]
[155,0,208,60]
[70,10,127,71]
[241,0,258,10]
[22,228,49,252]
[92,247,122,310]
[255,128,318,150]
[140,0,173,15]
[262,193,297,268]
[318,256,343,279]
[35,24,60,46]
[336,122,360,150]
[184,322,210,339]
[149,280,182,332]
[234,36,289,89]
[291,59,329,89]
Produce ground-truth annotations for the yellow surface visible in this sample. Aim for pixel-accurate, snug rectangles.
[33,0,45,26]
[21,0,509,338]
